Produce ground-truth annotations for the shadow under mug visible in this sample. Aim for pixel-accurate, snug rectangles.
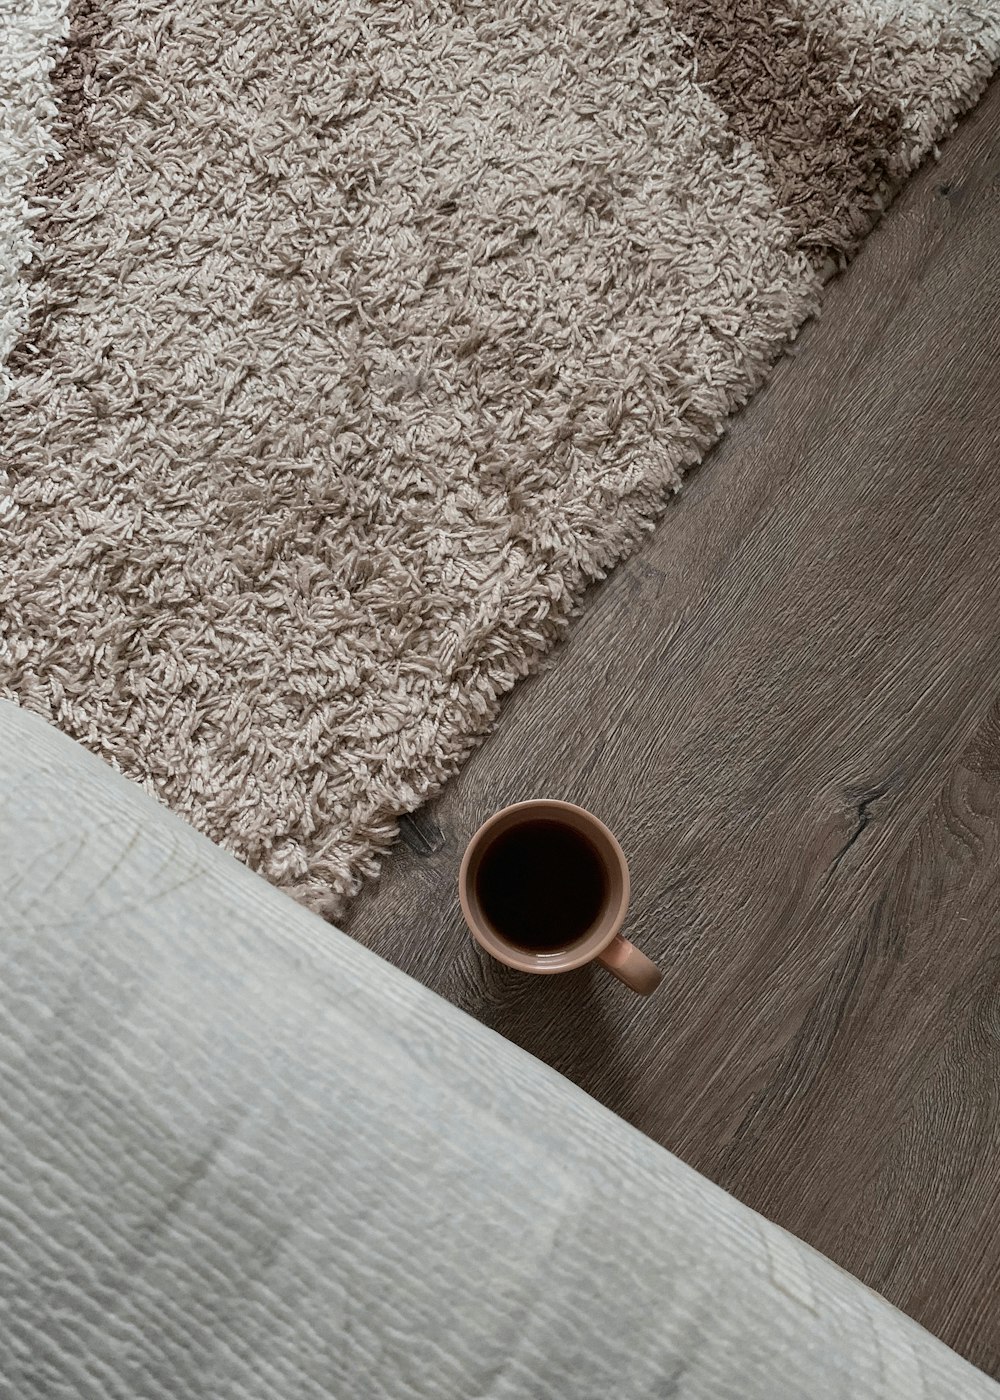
[458,800,662,997]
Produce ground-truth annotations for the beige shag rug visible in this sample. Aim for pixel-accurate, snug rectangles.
[2,0,999,915]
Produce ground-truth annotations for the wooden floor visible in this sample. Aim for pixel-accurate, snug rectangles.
[345,83,1000,1377]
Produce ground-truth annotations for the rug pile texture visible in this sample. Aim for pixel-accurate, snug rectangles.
[2,0,999,913]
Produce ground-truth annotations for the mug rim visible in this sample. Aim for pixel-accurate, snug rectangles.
[458,799,631,974]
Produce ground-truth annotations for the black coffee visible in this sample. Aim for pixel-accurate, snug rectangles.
[474,819,608,950]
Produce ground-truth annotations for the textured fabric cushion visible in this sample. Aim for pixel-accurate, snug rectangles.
[0,701,996,1399]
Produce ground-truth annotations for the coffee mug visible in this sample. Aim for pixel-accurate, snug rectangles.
[458,800,662,996]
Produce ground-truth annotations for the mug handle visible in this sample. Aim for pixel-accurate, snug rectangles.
[598,934,662,997]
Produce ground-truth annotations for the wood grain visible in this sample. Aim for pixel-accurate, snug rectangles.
[345,82,1000,1374]
[720,696,1000,1375]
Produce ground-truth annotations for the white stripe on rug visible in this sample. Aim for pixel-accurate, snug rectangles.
[0,0,67,405]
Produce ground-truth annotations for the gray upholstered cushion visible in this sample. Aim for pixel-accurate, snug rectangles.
[1,702,996,1399]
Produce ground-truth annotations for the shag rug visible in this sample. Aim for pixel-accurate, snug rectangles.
[2,1,999,915]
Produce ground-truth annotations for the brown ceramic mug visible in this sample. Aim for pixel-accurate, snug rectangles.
[458,800,662,996]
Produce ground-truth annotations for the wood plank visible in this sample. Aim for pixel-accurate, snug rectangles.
[718,697,1000,1376]
[345,81,1000,1372]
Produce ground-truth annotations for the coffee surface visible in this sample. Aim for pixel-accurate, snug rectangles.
[474,819,608,950]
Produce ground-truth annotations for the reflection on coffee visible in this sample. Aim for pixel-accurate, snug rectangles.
[474,819,608,950]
